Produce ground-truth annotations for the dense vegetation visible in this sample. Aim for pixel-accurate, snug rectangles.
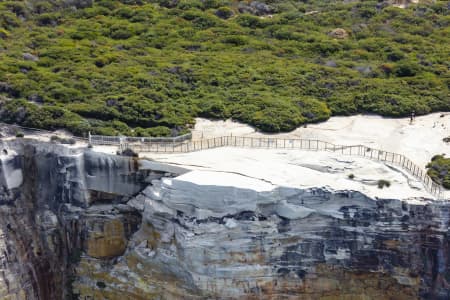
[0,0,448,136]
[427,154,450,189]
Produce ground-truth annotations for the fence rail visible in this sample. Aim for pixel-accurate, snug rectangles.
[120,136,443,200]
[89,132,192,145]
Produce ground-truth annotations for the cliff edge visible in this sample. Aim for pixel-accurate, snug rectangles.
[0,140,448,299]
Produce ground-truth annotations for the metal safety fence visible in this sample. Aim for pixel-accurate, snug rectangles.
[121,136,443,199]
[89,132,192,145]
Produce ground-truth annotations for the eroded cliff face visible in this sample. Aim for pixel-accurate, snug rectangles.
[0,140,449,299]
[0,140,185,299]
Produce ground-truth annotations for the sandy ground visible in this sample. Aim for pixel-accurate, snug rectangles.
[192,113,450,168]
[143,148,433,201]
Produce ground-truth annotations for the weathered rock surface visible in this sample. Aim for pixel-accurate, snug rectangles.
[0,140,449,299]
[0,139,185,299]
[329,28,349,39]
[390,0,420,8]
[238,1,276,16]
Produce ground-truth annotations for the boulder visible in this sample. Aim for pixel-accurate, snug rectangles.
[328,28,349,39]
[22,52,39,61]
[238,1,275,16]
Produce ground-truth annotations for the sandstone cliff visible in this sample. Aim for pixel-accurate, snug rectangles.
[0,140,448,299]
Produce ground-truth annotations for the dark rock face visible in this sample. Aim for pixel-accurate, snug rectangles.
[102,180,449,299]
[0,140,183,299]
[0,140,449,299]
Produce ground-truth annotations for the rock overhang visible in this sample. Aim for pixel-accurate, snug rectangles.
[147,147,437,202]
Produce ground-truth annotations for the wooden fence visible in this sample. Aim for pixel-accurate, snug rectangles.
[120,136,443,199]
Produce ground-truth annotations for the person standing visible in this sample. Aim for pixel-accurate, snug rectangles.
[410,110,415,124]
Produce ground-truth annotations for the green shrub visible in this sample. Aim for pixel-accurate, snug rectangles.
[182,10,219,29]
[146,126,172,137]
[109,26,133,39]
[177,0,203,10]
[427,154,450,189]
[236,14,270,28]
[296,97,331,123]
[199,99,229,119]
[0,28,10,39]
[202,0,224,9]
[36,13,59,26]
[394,61,421,77]
[215,7,233,19]
[221,35,248,46]
[0,11,20,29]
[134,126,171,137]
[377,179,391,189]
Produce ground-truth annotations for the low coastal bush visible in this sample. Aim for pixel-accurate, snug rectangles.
[0,1,448,136]
[427,155,450,189]
[377,179,391,189]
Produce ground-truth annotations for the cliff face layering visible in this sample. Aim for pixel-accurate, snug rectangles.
[0,140,449,299]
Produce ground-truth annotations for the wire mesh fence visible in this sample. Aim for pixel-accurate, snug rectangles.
[121,136,443,199]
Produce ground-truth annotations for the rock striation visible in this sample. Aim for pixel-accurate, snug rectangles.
[0,139,185,299]
[0,140,449,299]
